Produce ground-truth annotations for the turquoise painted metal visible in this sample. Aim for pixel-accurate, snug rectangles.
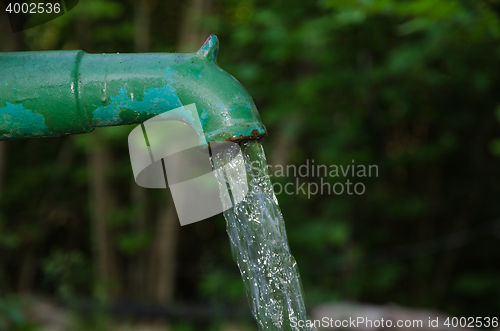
[0,35,266,143]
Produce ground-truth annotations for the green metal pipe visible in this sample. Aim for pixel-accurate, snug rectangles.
[0,35,266,143]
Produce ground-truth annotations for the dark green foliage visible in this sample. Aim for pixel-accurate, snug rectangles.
[0,0,499,325]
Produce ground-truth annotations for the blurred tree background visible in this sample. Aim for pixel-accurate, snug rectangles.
[1,0,500,330]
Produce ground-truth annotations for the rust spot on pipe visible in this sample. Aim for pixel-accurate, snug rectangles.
[225,129,267,143]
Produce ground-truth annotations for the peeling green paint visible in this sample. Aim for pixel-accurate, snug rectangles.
[0,102,51,139]
[200,108,209,129]
[196,34,219,62]
[235,126,266,137]
[92,82,182,126]
[215,102,236,112]
[118,107,140,123]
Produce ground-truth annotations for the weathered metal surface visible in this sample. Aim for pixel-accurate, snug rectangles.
[0,35,266,142]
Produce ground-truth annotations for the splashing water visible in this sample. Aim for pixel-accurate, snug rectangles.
[211,141,317,331]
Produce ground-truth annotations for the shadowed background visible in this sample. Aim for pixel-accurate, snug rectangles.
[0,0,500,330]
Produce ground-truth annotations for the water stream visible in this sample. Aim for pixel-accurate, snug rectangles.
[211,141,317,331]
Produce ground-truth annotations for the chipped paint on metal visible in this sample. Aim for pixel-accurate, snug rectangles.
[195,34,219,62]
[92,66,182,127]
[151,103,204,138]
[164,66,176,83]
[92,82,183,126]
[188,72,201,78]
[215,102,236,112]
[0,102,51,138]
[234,126,266,138]
[200,108,209,129]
